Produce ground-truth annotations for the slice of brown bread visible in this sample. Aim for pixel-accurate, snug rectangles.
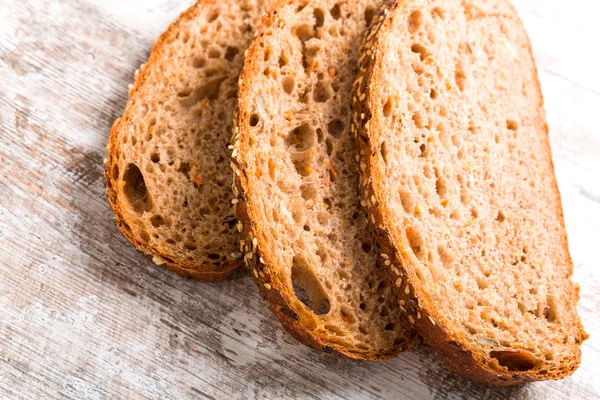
[232,0,414,359]
[353,0,587,384]
[105,0,269,281]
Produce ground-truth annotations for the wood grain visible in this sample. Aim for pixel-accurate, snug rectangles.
[0,0,598,398]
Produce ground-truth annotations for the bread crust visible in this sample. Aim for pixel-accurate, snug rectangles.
[232,0,414,360]
[106,1,239,281]
[352,0,587,384]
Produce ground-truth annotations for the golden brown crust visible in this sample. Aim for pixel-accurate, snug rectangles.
[231,0,414,360]
[352,0,586,385]
[105,2,238,282]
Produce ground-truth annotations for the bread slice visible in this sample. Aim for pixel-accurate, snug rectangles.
[353,0,587,384]
[105,0,269,281]
[232,0,414,359]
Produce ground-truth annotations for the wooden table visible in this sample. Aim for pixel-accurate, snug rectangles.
[1,0,598,398]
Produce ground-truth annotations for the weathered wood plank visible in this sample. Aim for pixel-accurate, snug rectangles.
[1,0,599,399]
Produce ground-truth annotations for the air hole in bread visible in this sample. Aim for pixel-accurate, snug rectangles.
[432,6,445,19]
[340,305,355,324]
[412,62,424,74]
[412,112,425,128]
[408,10,423,33]
[325,324,344,335]
[291,256,330,315]
[495,134,501,144]
[184,241,199,251]
[325,138,334,156]
[364,6,376,26]
[139,230,150,242]
[313,85,331,102]
[327,119,344,137]
[450,210,460,220]
[380,141,388,165]
[206,10,219,23]
[314,8,325,28]
[123,164,152,214]
[383,97,393,117]
[150,215,165,228]
[496,211,506,222]
[358,325,368,335]
[150,153,160,163]
[330,4,341,19]
[192,56,206,68]
[249,114,260,127]
[399,190,415,213]
[406,226,425,260]
[429,88,438,100]
[286,123,315,151]
[225,46,239,61]
[471,208,479,219]
[361,242,372,253]
[205,68,218,77]
[490,350,538,372]
[455,68,466,91]
[177,88,193,98]
[207,48,220,59]
[178,162,190,180]
[436,177,447,198]
[438,245,454,264]
[300,183,317,201]
[294,24,315,43]
[507,120,519,131]
[419,143,427,157]
[111,164,119,180]
[282,76,295,94]
[544,295,558,323]
[279,52,289,67]
[411,44,428,61]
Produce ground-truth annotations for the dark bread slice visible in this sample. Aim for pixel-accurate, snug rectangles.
[232,0,414,359]
[105,0,269,281]
[353,0,587,384]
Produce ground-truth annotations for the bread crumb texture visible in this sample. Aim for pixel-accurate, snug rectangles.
[106,0,270,280]
[354,0,587,383]
[234,0,414,359]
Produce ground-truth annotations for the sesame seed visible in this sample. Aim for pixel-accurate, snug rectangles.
[428,316,436,325]
[370,214,375,224]
[237,222,243,232]
[399,299,406,306]
[231,252,242,259]
[371,195,376,204]
[152,256,165,266]
[395,278,402,287]
[417,311,422,319]
[231,199,239,204]
[252,237,258,248]
[228,145,235,150]
[264,283,271,290]
[404,285,410,295]
[384,260,391,266]
[400,305,407,312]
[409,315,415,324]
[359,93,366,101]
[360,113,366,120]
[259,257,265,264]
[393,267,400,275]
[381,253,389,259]
[360,200,367,207]
[246,252,253,260]
[253,269,259,278]
[259,271,266,278]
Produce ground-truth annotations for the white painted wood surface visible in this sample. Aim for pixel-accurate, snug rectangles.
[0,0,598,398]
